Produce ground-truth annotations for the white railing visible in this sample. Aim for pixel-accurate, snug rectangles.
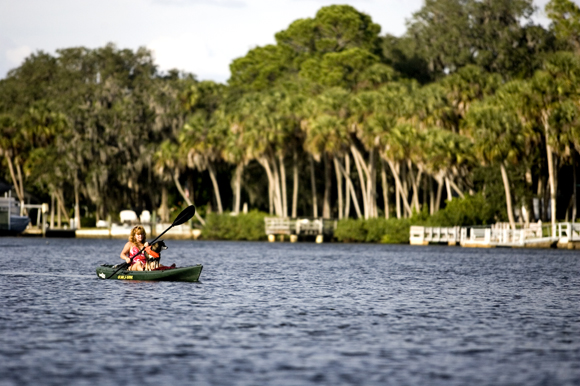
[409,226,461,245]
[558,222,580,241]
[413,222,577,247]
[264,218,295,235]
[264,217,335,236]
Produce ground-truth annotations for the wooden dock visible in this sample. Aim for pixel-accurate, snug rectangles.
[410,222,580,249]
[264,217,337,243]
[410,226,461,246]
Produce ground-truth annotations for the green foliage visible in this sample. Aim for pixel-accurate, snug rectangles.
[81,216,96,228]
[427,193,498,227]
[228,45,290,92]
[301,48,380,89]
[547,0,580,52]
[201,210,268,241]
[406,0,550,78]
[335,217,412,244]
[381,34,432,84]
[275,5,381,56]
[1,2,578,232]
[334,219,368,242]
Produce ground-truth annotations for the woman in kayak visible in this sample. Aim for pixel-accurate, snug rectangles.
[120,225,149,271]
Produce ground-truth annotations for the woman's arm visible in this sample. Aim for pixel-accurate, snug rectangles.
[120,242,132,263]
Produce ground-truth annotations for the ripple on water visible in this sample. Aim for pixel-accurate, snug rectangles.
[0,238,578,386]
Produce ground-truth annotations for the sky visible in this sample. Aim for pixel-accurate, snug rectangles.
[0,0,552,84]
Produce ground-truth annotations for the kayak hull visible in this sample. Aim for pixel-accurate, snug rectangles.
[96,264,203,282]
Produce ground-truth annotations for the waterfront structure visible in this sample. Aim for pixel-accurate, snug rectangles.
[0,196,31,234]
[410,222,580,249]
[264,217,337,243]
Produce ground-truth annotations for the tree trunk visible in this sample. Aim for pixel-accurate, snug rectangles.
[233,163,243,215]
[386,159,412,218]
[15,160,26,214]
[258,157,275,215]
[292,151,299,218]
[395,169,401,218]
[368,147,377,218]
[500,163,516,230]
[345,154,351,218]
[279,154,288,217]
[435,174,444,212]
[351,145,368,218]
[207,162,223,214]
[159,186,169,222]
[335,157,362,218]
[380,160,389,219]
[322,153,332,218]
[401,163,409,215]
[423,174,428,213]
[74,176,80,229]
[429,176,435,215]
[270,156,283,216]
[448,178,465,199]
[173,170,206,225]
[310,155,318,217]
[524,167,534,226]
[573,153,577,222]
[56,188,71,224]
[546,140,557,236]
[408,160,422,212]
[50,191,55,228]
[445,177,453,202]
[57,195,62,228]
[4,155,24,203]
[333,157,343,220]
[542,112,557,235]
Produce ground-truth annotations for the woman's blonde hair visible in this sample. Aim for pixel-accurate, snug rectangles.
[129,225,147,244]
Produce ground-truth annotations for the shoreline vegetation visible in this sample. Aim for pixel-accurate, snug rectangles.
[1,0,580,237]
[199,193,496,243]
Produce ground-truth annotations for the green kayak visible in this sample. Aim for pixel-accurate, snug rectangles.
[96,264,203,282]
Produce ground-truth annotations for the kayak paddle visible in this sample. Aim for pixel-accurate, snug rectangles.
[105,205,196,279]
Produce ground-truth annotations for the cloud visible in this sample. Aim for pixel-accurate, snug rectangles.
[152,0,246,7]
[148,34,233,82]
[6,45,32,67]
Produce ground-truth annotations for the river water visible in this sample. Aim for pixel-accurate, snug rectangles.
[0,237,578,386]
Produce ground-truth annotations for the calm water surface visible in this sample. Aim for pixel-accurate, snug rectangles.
[0,237,578,386]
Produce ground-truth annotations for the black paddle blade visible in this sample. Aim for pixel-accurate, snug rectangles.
[172,205,196,226]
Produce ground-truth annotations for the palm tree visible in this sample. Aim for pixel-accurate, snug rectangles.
[154,140,206,225]
[0,114,26,204]
[303,87,358,218]
[467,100,526,230]
[353,81,417,218]
[530,52,580,234]
[180,113,226,214]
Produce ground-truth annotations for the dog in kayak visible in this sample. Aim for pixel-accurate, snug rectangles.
[144,240,167,271]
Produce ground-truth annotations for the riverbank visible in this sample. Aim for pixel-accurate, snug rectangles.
[19,211,580,250]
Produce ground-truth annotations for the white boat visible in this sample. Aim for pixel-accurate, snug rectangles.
[0,196,30,233]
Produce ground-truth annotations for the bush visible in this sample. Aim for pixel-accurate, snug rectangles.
[334,218,368,242]
[81,216,96,228]
[427,193,497,227]
[379,218,413,244]
[201,210,268,241]
[335,217,412,244]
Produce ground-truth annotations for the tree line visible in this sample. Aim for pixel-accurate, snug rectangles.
[0,0,579,231]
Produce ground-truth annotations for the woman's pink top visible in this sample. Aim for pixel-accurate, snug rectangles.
[129,245,146,266]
